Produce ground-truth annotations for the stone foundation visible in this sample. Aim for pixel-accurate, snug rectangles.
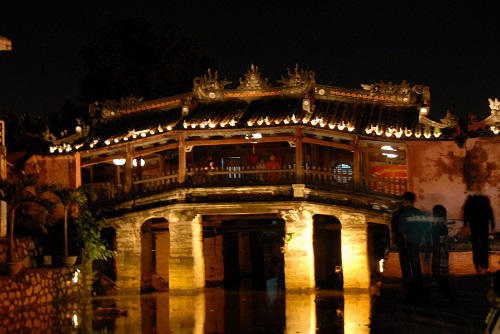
[0,236,41,269]
[0,267,88,333]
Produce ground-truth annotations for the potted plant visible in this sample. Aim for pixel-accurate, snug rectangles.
[48,184,95,266]
[0,174,54,275]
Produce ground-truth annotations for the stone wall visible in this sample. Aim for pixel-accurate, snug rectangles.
[0,267,89,333]
[0,236,41,269]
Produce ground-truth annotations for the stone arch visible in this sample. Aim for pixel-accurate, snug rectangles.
[141,217,170,293]
[313,214,342,289]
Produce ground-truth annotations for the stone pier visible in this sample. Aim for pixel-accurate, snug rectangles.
[168,210,205,294]
[280,207,315,292]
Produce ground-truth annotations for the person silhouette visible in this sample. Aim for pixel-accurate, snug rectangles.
[463,194,496,272]
[431,205,450,300]
[392,192,431,304]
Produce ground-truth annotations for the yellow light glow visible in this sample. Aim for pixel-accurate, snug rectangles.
[72,314,79,328]
[113,159,126,166]
[420,106,429,115]
[72,269,80,283]
[133,158,145,167]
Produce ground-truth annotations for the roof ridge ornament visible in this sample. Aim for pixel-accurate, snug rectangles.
[361,80,413,95]
[92,95,144,118]
[237,64,270,90]
[361,80,430,106]
[278,64,316,96]
[193,69,232,100]
[488,98,500,111]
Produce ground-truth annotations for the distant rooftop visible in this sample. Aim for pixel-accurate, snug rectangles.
[0,36,12,51]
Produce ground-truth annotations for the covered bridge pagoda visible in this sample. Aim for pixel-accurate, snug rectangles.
[34,65,500,295]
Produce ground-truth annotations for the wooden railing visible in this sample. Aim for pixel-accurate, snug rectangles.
[87,166,407,202]
[304,167,353,190]
[360,175,407,197]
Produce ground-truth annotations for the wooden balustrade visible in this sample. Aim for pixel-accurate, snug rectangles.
[87,165,407,202]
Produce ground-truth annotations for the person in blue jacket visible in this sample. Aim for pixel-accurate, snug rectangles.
[393,191,431,303]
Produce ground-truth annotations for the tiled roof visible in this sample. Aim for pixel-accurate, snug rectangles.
[47,66,484,153]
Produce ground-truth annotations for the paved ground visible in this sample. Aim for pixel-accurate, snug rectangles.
[370,250,500,333]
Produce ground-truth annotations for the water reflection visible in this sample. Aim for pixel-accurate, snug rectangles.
[88,288,348,333]
[0,280,379,333]
[1,222,387,333]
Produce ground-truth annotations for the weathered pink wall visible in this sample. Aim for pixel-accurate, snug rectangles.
[25,155,80,188]
[407,138,500,225]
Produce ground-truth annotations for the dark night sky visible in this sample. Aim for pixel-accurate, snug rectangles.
[1,1,499,122]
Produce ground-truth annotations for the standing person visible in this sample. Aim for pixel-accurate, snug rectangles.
[393,192,431,303]
[205,160,216,183]
[256,158,266,182]
[431,205,450,300]
[205,160,215,171]
[463,194,496,272]
[265,154,281,182]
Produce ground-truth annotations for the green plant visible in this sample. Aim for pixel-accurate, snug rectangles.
[283,232,295,243]
[48,184,96,257]
[74,209,114,263]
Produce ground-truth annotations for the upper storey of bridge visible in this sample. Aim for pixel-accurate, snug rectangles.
[45,64,500,154]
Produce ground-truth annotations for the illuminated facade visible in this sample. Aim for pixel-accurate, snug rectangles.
[31,65,500,300]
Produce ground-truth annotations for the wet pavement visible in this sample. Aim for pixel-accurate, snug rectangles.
[370,250,500,333]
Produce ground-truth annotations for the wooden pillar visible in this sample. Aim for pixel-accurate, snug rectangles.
[339,213,370,290]
[168,210,205,293]
[74,152,82,187]
[178,134,186,184]
[279,207,315,292]
[124,143,133,194]
[352,148,360,190]
[295,128,304,183]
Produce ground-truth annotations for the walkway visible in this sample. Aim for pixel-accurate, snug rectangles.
[370,251,500,333]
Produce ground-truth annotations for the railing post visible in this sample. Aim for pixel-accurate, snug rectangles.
[295,127,304,183]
